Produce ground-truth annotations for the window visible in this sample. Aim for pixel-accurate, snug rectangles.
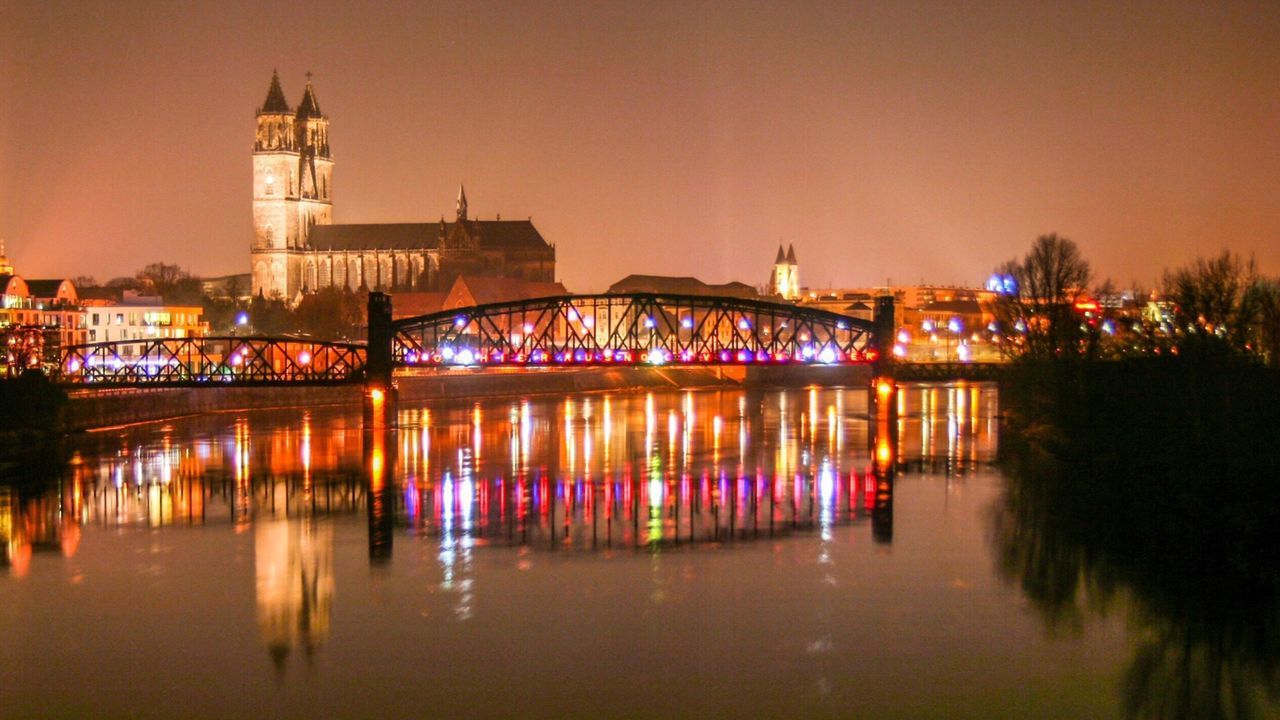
[115,313,124,325]
[92,313,100,325]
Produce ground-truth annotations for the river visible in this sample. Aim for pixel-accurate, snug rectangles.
[1,383,1274,718]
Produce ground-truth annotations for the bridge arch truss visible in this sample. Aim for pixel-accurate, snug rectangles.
[393,293,878,368]
[57,336,367,387]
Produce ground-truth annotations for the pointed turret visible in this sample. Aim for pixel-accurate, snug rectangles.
[456,184,468,221]
[775,244,786,264]
[260,70,290,114]
[296,74,323,120]
[786,244,797,264]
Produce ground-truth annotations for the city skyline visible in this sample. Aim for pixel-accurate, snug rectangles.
[3,1,1280,291]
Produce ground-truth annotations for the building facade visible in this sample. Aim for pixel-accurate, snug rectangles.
[769,244,799,299]
[83,292,207,358]
[250,72,556,301]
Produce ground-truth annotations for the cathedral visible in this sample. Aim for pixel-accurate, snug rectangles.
[250,72,556,301]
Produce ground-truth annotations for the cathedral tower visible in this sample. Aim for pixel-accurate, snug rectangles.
[772,244,799,299]
[251,71,333,299]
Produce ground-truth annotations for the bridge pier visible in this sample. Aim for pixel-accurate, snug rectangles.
[869,369,897,545]
[364,292,398,429]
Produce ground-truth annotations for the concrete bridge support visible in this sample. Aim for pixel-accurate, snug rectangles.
[364,292,398,429]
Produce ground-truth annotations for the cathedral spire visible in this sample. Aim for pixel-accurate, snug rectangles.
[786,243,797,264]
[296,73,323,119]
[456,184,468,221]
[775,244,786,264]
[260,69,290,114]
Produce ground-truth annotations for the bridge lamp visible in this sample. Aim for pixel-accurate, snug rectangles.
[680,317,692,329]
[921,320,934,333]
[646,348,667,365]
[297,350,312,366]
[523,323,534,334]
[737,318,751,330]
[455,349,476,366]
[801,344,815,360]
[957,344,970,362]
[643,316,655,329]
[893,343,906,358]
[818,347,837,364]
[66,359,81,374]
[948,317,963,334]
[454,316,467,328]
[441,346,455,361]
[897,329,910,344]
[236,312,249,327]
[583,316,595,328]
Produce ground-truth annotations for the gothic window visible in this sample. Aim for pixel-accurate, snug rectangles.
[264,169,275,196]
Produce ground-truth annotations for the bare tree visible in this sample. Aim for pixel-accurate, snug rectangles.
[1162,251,1262,354]
[994,234,1093,359]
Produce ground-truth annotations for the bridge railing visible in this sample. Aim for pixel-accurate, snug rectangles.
[57,336,367,387]
[392,293,878,369]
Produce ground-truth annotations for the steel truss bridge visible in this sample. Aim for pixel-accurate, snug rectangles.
[50,293,884,388]
[56,336,367,387]
[391,293,879,369]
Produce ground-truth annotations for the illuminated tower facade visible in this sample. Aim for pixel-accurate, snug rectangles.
[251,71,333,300]
[772,243,799,299]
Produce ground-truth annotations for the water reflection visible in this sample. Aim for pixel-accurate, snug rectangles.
[1,383,996,666]
[994,363,1280,719]
[255,519,334,673]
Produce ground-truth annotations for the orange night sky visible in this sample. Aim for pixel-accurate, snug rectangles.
[2,1,1279,291]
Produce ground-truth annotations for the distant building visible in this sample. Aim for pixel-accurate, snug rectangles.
[607,274,758,299]
[0,246,86,349]
[769,244,799,299]
[83,291,207,356]
[250,72,555,301]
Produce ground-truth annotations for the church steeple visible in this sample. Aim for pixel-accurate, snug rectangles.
[456,184,468,221]
[260,70,290,114]
[296,73,323,120]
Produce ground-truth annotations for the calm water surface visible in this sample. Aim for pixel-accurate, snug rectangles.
[1,384,1262,718]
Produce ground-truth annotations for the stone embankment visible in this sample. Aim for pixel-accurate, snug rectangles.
[57,364,876,432]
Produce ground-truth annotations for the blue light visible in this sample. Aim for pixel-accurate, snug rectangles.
[235,312,249,326]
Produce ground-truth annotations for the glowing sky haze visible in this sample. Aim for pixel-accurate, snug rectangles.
[2,1,1279,291]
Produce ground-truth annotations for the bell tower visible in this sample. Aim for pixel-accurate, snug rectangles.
[251,71,333,300]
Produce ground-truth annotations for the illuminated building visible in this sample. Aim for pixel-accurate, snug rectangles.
[250,72,556,301]
[0,258,87,350]
[769,243,799,300]
[82,291,207,352]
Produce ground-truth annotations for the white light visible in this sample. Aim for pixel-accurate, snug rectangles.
[441,346,455,360]
[455,349,476,366]
[646,348,666,365]
[818,347,837,364]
